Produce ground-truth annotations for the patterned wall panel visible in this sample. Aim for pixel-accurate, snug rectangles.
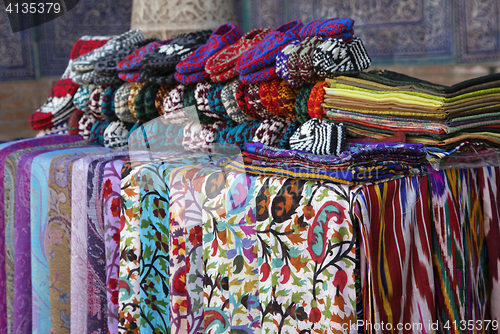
[243,0,455,62]
[456,0,500,63]
[0,3,35,81]
[37,0,133,77]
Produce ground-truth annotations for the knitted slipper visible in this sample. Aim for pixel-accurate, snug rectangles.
[128,82,146,118]
[245,83,274,119]
[276,80,300,118]
[78,112,97,140]
[67,108,84,135]
[299,17,354,41]
[73,83,96,113]
[114,83,135,123]
[253,116,290,146]
[289,118,346,156]
[278,120,300,149]
[134,82,150,121]
[295,84,314,123]
[236,20,303,75]
[307,81,327,119]
[287,35,324,84]
[313,37,370,77]
[94,75,125,86]
[29,78,79,128]
[88,85,105,120]
[239,65,278,84]
[163,84,186,117]
[176,23,243,74]
[221,80,251,124]
[174,70,210,84]
[104,120,130,148]
[72,29,145,73]
[206,27,271,75]
[234,80,256,119]
[95,42,150,76]
[141,30,212,73]
[276,39,303,87]
[259,79,281,115]
[155,85,174,116]
[117,38,164,71]
[195,82,216,118]
[207,82,229,120]
[140,69,177,85]
[118,71,144,82]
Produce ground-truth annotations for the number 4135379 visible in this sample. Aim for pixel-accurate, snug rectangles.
[5,2,61,14]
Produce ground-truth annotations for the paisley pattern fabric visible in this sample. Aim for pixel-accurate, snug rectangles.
[355,176,436,333]
[30,146,106,334]
[6,141,86,334]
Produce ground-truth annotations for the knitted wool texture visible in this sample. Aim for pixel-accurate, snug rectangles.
[206,28,270,75]
[236,20,303,75]
[78,112,97,139]
[218,120,262,149]
[129,82,146,118]
[133,81,149,120]
[235,80,257,119]
[89,86,105,120]
[89,85,119,144]
[104,120,130,148]
[276,39,303,87]
[206,27,271,82]
[174,70,210,84]
[155,85,174,115]
[73,83,96,113]
[289,118,346,156]
[176,23,243,74]
[245,83,274,119]
[194,82,215,118]
[276,80,300,118]
[30,36,110,130]
[72,29,145,73]
[278,120,300,149]
[67,108,84,135]
[141,69,177,85]
[253,116,290,146]
[183,84,217,124]
[141,30,212,73]
[115,82,138,123]
[117,38,163,71]
[295,84,314,123]
[118,71,144,83]
[207,83,230,120]
[312,37,371,77]
[163,84,187,124]
[307,81,327,119]
[259,79,281,115]
[240,65,278,84]
[135,82,160,122]
[287,35,324,84]
[299,17,354,40]
[221,80,252,124]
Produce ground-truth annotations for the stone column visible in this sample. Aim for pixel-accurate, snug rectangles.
[131,0,237,39]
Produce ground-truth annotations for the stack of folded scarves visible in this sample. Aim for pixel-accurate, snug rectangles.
[217,141,426,185]
[322,71,500,153]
